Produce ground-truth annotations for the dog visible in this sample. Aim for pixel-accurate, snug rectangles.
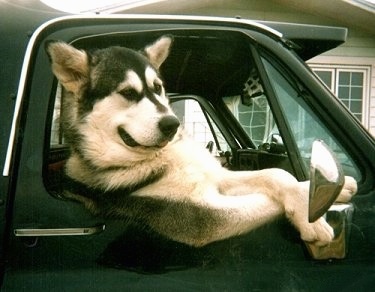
[45,35,357,247]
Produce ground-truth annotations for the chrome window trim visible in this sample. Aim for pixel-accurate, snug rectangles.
[14,224,105,236]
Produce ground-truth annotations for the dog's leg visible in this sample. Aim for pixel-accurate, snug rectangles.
[129,191,284,247]
[217,169,357,246]
[127,169,335,246]
[133,184,332,247]
[92,168,356,248]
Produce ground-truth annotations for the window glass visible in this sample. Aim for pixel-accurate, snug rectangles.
[223,69,280,148]
[337,70,364,121]
[315,71,332,88]
[263,57,361,180]
[313,69,334,92]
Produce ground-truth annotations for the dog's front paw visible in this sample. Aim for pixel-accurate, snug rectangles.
[299,217,334,246]
[335,176,357,203]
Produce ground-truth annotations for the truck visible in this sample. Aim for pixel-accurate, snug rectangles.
[0,0,374,290]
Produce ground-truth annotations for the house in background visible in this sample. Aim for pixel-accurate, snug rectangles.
[121,0,375,136]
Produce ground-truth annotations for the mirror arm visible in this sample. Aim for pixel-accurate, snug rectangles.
[305,140,353,260]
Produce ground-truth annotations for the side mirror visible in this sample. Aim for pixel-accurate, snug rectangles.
[270,134,286,154]
[309,140,345,222]
[258,134,286,154]
[306,140,354,260]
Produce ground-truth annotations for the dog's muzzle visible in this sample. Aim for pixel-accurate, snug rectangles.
[118,127,141,147]
[118,115,180,148]
[158,115,180,140]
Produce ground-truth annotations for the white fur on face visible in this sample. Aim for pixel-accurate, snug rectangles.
[77,68,178,168]
[117,70,143,94]
[145,66,170,109]
[118,96,168,146]
[145,66,158,88]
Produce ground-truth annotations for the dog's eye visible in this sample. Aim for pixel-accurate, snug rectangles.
[118,88,140,101]
[154,83,162,95]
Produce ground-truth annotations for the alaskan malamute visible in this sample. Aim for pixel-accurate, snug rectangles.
[46,36,357,247]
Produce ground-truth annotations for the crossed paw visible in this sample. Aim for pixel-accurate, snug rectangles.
[300,217,334,246]
[335,176,357,203]
[300,176,357,246]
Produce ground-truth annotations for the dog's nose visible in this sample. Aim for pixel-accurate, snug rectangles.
[158,115,180,138]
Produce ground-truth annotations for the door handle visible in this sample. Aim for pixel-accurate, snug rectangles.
[14,224,105,237]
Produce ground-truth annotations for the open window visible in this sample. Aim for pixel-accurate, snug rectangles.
[41,28,265,201]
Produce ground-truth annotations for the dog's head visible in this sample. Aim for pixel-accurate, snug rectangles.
[46,36,180,167]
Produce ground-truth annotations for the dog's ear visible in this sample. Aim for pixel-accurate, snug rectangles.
[45,41,89,96]
[143,35,173,69]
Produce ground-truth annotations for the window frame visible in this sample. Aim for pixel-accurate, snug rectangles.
[248,37,373,186]
[311,64,371,129]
